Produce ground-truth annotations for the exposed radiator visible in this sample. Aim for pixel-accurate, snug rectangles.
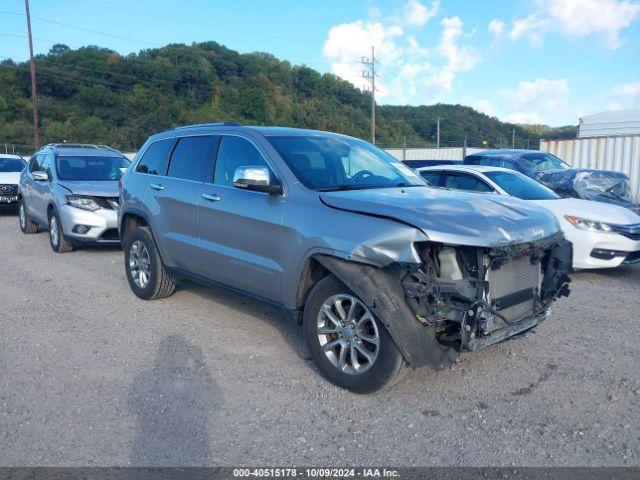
[487,256,541,323]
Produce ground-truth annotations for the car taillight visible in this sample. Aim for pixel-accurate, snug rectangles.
[118,179,122,190]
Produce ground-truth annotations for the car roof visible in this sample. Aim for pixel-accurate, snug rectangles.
[148,123,356,142]
[0,153,24,160]
[417,164,517,175]
[466,149,541,157]
[42,144,125,157]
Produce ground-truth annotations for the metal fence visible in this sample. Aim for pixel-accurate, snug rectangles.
[541,135,640,202]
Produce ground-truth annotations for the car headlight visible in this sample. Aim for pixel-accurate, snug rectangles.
[564,215,614,233]
[65,195,101,211]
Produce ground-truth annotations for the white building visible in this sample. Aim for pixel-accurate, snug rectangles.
[578,109,640,138]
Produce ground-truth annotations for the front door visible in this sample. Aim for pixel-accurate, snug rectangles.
[197,135,285,303]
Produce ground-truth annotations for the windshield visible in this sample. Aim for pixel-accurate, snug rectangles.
[0,157,26,172]
[267,135,425,191]
[56,156,130,181]
[520,152,568,171]
[485,170,559,200]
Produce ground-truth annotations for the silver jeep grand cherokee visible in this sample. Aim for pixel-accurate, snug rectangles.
[119,124,572,393]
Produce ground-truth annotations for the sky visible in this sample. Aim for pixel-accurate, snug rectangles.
[1,0,639,127]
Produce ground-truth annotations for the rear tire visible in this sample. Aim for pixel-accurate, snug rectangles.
[48,210,74,253]
[19,198,38,234]
[124,225,175,300]
[303,274,407,393]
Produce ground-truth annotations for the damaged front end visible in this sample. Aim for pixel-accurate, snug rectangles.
[317,233,572,371]
[403,232,572,354]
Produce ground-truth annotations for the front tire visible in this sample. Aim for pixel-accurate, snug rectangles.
[124,225,175,300]
[303,275,406,393]
[48,210,74,253]
[19,198,38,234]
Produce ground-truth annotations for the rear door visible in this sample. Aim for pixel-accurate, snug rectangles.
[196,134,285,303]
[146,135,217,272]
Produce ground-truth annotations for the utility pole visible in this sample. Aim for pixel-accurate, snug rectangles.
[25,0,40,150]
[512,128,516,149]
[436,116,440,148]
[361,46,376,144]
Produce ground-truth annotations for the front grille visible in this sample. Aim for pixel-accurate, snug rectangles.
[614,223,640,241]
[0,184,18,196]
[487,256,540,323]
[93,197,119,210]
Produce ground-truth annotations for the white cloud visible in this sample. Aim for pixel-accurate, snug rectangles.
[505,112,543,124]
[322,3,478,104]
[508,14,548,47]
[544,0,640,49]
[501,78,570,124]
[403,0,439,27]
[426,16,478,92]
[488,19,505,37]
[508,0,640,49]
[474,99,494,116]
[607,79,640,109]
[322,20,404,96]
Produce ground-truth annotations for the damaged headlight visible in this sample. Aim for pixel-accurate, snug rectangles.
[65,195,101,212]
[564,215,614,233]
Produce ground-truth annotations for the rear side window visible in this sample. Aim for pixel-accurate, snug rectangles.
[443,173,493,192]
[136,138,176,176]
[168,136,217,182]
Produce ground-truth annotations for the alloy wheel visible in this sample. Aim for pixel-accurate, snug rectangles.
[19,203,26,229]
[49,216,59,247]
[129,240,151,289]
[316,294,380,375]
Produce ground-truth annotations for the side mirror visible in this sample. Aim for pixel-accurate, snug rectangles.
[32,171,49,182]
[233,166,282,195]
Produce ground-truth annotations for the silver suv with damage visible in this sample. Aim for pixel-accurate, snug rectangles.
[119,124,572,393]
[18,144,130,252]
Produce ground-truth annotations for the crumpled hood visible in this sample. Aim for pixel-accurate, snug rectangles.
[58,180,119,197]
[535,168,638,212]
[320,187,560,247]
[0,172,21,185]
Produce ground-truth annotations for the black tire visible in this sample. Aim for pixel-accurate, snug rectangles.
[18,198,38,234]
[48,209,74,253]
[124,225,175,300]
[303,275,407,393]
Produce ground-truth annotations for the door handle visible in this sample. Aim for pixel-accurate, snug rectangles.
[150,183,164,191]
[201,193,221,202]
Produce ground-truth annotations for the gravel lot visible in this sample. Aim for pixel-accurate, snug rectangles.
[0,211,639,467]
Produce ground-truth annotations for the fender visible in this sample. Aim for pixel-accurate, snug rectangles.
[314,254,459,370]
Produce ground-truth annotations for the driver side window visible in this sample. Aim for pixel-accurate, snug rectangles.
[214,136,274,188]
[29,154,43,172]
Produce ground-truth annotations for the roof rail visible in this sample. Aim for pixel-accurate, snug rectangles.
[173,122,243,130]
[49,143,100,149]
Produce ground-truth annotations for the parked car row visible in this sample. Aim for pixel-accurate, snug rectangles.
[11,125,578,393]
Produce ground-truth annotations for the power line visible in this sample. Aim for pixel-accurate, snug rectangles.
[0,10,160,46]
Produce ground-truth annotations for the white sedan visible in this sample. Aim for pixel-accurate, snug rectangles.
[417,165,640,269]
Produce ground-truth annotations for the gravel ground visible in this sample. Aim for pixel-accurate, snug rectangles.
[0,211,639,467]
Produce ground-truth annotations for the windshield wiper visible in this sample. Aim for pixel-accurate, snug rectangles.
[316,185,377,192]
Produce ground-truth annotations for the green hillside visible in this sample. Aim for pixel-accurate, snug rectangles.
[0,41,576,151]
